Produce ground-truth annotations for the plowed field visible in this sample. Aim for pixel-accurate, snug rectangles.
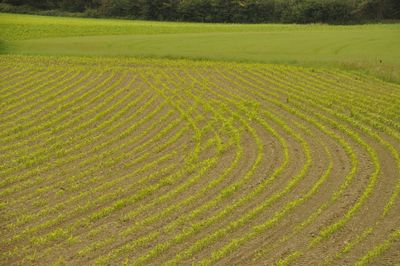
[1,55,399,265]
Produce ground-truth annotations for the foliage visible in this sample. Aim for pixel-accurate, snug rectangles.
[1,0,399,23]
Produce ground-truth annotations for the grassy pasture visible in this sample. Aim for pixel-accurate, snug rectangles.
[4,13,398,41]
[1,13,400,81]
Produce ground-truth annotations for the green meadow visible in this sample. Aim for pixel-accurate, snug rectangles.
[1,13,399,81]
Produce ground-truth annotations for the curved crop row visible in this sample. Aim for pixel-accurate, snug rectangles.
[0,55,399,265]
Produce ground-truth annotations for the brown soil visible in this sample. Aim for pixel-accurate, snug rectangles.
[1,56,399,266]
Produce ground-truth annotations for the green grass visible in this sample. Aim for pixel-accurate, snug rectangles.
[6,30,399,63]
[1,13,399,82]
[2,13,400,83]
[1,13,349,41]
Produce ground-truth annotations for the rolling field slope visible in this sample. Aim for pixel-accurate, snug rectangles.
[0,55,399,265]
[1,13,400,82]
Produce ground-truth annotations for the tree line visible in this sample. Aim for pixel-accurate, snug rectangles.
[1,0,399,23]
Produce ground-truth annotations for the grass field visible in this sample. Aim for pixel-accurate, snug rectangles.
[1,13,400,82]
[1,13,400,265]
